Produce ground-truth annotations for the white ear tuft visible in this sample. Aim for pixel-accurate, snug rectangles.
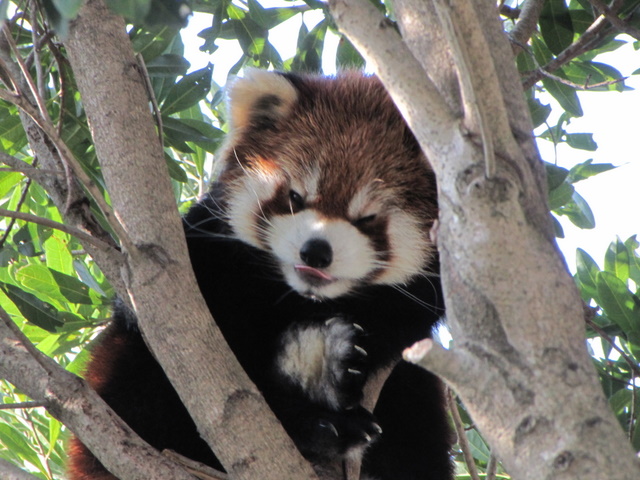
[226,68,298,131]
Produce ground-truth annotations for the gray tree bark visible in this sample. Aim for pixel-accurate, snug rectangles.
[330,0,640,479]
[59,1,318,479]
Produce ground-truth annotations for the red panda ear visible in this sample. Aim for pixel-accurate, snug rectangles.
[226,68,298,131]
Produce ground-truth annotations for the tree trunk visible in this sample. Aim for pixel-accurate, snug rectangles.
[62,1,317,479]
[330,0,640,478]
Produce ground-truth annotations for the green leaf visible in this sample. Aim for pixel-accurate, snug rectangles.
[604,238,630,283]
[162,64,213,115]
[131,25,180,62]
[548,182,574,210]
[106,0,151,23]
[16,265,94,305]
[557,190,595,229]
[544,162,569,190]
[248,0,306,30]
[539,0,575,55]
[43,234,74,276]
[576,248,599,299]
[163,116,214,144]
[0,422,44,470]
[2,284,63,332]
[624,236,640,286]
[291,19,327,73]
[596,271,639,336]
[527,96,552,128]
[73,259,108,297]
[164,153,189,182]
[0,171,22,199]
[565,133,597,151]
[567,159,616,182]
[551,214,565,238]
[542,75,583,117]
[145,54,190,77]
[336,36,365,70]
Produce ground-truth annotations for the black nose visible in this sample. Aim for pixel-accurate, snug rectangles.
[300,238,333,269]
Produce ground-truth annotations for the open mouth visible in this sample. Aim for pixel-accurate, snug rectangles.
[294,264,336,287]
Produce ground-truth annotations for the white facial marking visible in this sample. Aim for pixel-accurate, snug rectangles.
[227,167,282,248]
[268,210,376,298]
[375,209,431,285]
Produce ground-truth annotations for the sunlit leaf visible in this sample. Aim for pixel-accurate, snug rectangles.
[568,159,616,182]
[604,238,630,283]
[596,271,639,336]
[2,283,62,332]
[624,235,640,286]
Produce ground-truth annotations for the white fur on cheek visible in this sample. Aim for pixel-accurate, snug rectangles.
[227,173,282,248]
[376,210,432,285]
[267,210,377,298]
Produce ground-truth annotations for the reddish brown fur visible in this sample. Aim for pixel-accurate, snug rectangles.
[221,73,438,226]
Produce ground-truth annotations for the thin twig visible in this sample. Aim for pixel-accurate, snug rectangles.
[536,67,628,90]
[447,388,481,480]
[2,22,50,122]
[0,401,47,410]
[486,454,498,480]
[136,53,164,149]
[0,207,117,252]
[29,1,46,100]
[522,15,609,90]
[23,408,54,478]
[586,318,640,378]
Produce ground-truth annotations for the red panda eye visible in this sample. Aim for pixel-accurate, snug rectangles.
[289,190,305,210]
[353,214,377,227]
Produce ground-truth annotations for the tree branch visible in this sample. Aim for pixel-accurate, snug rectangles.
[334,1,640,479]
[522,14,609,90]
[508,0,546,54]
[0,306,198,480]
[588,0,640,40]
[62,1,317,478]
[447,389,481,480]
[0,207,119,253]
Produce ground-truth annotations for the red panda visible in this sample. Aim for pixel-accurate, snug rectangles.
[68,70,453,480]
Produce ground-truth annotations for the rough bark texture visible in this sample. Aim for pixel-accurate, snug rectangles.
[0,311,196,480]
[61,1,317,479]
[330,0,640,479]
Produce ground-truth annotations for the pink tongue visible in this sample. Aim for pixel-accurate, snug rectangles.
[294,264,334,281]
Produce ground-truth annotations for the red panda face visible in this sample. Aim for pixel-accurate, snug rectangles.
[218,70,438,300]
